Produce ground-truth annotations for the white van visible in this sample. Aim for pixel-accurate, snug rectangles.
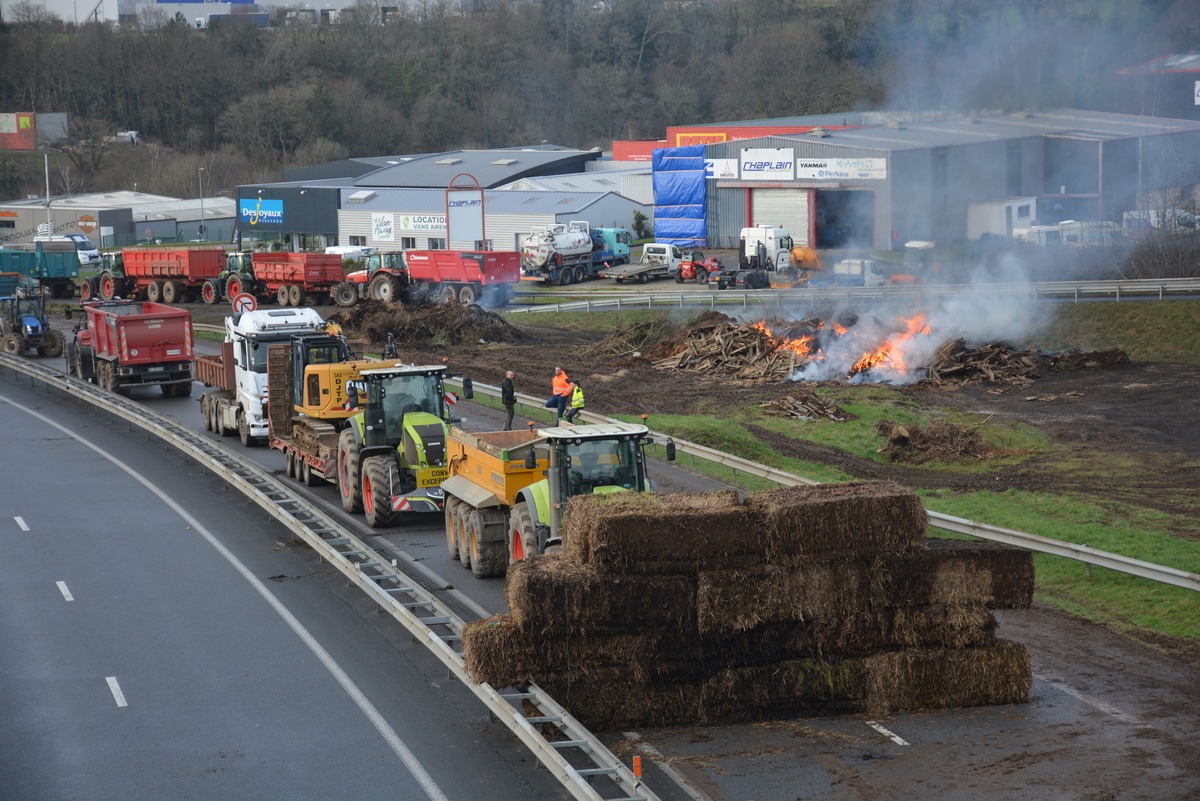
[639,243,684,276]
[35,233,101,266]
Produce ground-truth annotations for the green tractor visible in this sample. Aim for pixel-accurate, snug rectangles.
[0,287,65,357]
[337,364,455,527]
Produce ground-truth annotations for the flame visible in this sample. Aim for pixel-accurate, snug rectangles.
[752,321,816,358]
[848,313,931,377]
[832,323,848,336]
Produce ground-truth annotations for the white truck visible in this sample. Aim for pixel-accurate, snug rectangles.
[739,225,794,269]
[195,307,329,446]
[598,242,683,283]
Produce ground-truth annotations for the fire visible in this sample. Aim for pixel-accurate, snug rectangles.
[832,323,848,336]
[752,321,816,358]
[848,313,931,377]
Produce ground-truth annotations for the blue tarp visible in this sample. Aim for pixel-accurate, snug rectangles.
[652,145,707,246]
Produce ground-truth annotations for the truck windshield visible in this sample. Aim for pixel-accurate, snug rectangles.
[246,336,291,373]
[375,373,445,440]
[565,438,640,494]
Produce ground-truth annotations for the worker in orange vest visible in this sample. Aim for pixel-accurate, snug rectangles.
[544,366,572,423]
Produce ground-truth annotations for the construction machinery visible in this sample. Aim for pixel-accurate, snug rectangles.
[440,421,673,578]
[676,251,724,284]
[0,286,65,357]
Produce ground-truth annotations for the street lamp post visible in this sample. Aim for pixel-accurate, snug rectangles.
[198,167,206,240]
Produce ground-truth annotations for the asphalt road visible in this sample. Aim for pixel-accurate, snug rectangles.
[6,350,1199,801]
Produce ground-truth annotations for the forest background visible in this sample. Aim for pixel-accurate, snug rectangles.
[0,0,1195,202]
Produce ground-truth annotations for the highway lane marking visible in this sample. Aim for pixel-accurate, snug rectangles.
[14,516,30,531]
[5,395,450,801]
[1040,677,1146,727]
[866,721,910,746]
[106,676,128,707]
[56,581,74,602]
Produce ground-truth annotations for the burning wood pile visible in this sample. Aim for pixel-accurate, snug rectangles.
[462,483,1034,731]
[650,316,817,381]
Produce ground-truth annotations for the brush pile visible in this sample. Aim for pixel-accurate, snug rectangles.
[463,483,1033,731]
[650,317,803,381]
[760,390,852,421]
[327,299,520,348]
[921,340,1131,387]
[875,419,994,463]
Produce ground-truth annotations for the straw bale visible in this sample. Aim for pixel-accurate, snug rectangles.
[856,641,1032,715]
[880,539,1035,608]
[747,482,927,563]
[562,491,764,575]
[462,615,539,689]
[696,562,873,632]
[505,556,697,635]
[539,674,704,731]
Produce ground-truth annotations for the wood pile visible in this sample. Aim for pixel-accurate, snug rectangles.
[652,320,800,381]
[922,339,1132,387]
[462,484,1034,731]
[760,390,851,422]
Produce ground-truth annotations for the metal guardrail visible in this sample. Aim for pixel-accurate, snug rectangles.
[0,354,661,801]
[507,277,1200,314]
[454,379,1200,594]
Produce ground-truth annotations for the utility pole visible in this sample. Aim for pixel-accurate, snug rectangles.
[198,167,206,239]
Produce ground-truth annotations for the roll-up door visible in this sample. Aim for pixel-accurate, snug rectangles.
[751,188,810,246]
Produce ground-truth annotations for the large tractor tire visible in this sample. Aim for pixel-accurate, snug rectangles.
[361,456,400,528]
[79,278,97,301]
[332,282,359,308]
[288,284,305,307]
[468,511,506,579]
[224,274,244,300]
[508,502,537,564]
[38,330,64,358]
[370,274,402,304]
[276,285,291,306]
[2,334,23,356]
[337,428,363,513]
[201,279,222,305]
[162,280,184,304]
[146,280,163,303]
[98,272,119,301]
[444,498,462,560]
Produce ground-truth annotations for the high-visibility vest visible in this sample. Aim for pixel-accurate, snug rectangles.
[553,373,572,396]
[569,385,585,408]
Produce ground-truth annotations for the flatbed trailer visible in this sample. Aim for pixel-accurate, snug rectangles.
[597,261,674,284]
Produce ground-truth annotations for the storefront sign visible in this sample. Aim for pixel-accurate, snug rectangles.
[400,214,446,232]
[795,158,888,180]
[239,198,283,225]
[739,148,795,180]
[372,213,395,241]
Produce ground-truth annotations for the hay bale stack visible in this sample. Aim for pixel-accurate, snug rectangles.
[562,491,762,574]
[459,482,1036,731]
[748,482,927,563]
[505,556,697,636]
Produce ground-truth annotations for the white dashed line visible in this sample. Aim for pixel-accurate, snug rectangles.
[56,581,74,602]
[14,516,30,531]
[1041,678,1145,727]
[106,677,128,708]
[867,720,910,746]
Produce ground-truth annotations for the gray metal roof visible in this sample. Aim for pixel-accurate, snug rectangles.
[767,108,1200,152]
[497,167,648,193]
[353,149,602,189]
[339,187,618,215]
[3,190,235,222]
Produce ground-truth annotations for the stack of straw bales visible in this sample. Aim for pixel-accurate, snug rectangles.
[463,483,1033,731]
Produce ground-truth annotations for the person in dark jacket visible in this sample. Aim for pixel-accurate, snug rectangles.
[501,370,516,430]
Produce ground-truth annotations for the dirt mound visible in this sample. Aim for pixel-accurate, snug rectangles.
[327,300,521,348]
[875,418,995,464]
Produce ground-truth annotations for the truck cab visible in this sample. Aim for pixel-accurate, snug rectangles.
[814,258,887,287]
[740,225,794,270]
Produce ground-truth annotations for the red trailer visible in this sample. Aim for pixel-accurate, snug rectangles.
[105,247,226,303]
[401,250,519,305]
[251,252,344,306]
[66,300,194,397]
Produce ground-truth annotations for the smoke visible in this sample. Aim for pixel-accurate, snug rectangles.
[788,254,1048,385]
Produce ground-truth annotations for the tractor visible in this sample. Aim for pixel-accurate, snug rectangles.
[0,286,65,357]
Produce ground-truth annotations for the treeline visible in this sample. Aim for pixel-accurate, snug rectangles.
[0,0,1189,200]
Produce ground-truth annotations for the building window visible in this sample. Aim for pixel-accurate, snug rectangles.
[0,220,13,229]
[1017,204,1031,219]
[401,237,416,249]
[473,240,493,250]
[428,238,445,250]
[349,235,366,246]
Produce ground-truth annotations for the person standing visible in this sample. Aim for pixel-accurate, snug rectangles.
[501,370,516,430]
[544,366,572,423]
[563,380,585,424]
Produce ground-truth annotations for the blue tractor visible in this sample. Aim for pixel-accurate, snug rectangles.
[0,286,65,357]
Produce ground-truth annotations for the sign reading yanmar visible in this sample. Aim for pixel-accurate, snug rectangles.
[739,148,795,181]
[796,158,887,180]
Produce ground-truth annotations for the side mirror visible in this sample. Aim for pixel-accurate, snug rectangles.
[462,376,473,399]
[524,448,537,470]
[666,439,677,461]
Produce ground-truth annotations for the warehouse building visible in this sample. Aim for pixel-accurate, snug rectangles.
[654,108,1200,250]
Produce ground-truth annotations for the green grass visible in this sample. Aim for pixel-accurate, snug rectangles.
[1030,300,1200,365]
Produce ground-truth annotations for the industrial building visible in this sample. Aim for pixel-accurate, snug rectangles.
[653,108,1200,250]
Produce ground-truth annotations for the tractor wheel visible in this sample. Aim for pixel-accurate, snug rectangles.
[508,502,537,564]
[201,279,221,305]
[38,330,64,358]
[162,281,184,304]
[332,282,359,308]
[436,284,457,305]
[224,275,243,299]
[696,271,708,285]
[361,456,400,528]
[79,278,96,301]
[237,410,257,447]
[288,284,305,307]
[337,428,363,513]
[276,285,291,306]
[146,281,163,303]
[457,284,477,306]
[99,272,118,301]
[370,274,402,304]
[468,511,505,579]
[2,334,23,356]
[444,498,462,560]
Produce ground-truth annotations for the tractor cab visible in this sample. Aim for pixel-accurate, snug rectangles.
[346,251,405,287]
